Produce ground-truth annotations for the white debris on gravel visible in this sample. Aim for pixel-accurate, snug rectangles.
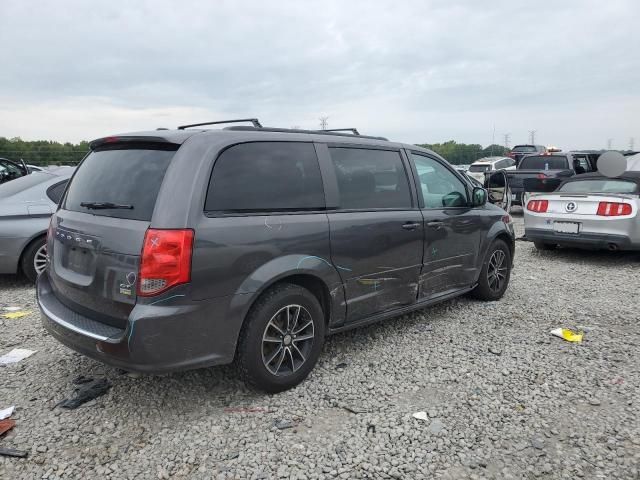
[1,212,640,479]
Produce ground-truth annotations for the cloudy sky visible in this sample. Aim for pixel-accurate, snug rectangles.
[1,0,638,149]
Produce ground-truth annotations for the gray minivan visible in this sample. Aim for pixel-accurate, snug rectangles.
[37,120,515,392]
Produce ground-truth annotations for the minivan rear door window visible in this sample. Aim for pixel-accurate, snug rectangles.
[63,146,176,221]
[328,147,411,209]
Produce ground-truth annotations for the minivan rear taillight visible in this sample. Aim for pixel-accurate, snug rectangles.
[526,200,548,213]
[138,229,194,296]
[596,202,632,217]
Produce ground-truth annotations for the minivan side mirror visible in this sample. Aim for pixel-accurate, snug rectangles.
[472,187,487,207]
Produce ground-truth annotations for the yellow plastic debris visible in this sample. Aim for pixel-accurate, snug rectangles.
[550,328,583,343]
[2,311,31,319]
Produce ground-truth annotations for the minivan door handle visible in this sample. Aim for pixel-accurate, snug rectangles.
[427,220,444,229]
[402,222,421,230]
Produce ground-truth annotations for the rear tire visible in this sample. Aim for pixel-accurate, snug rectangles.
[471,239,512,301]
[21,237,47,283]
[236,283,325,393]
[534,241,557,251]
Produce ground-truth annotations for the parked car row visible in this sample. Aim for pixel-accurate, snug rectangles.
[33,120,515,392]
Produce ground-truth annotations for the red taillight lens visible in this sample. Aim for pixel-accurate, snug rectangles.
[526,200,548,213]
[537,173,548,179]
[596,202,632,217]
[138,229,194,296]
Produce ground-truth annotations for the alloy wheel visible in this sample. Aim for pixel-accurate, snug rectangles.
[261,304,315,376]
[34,244,48,275]
[487,249,507,293]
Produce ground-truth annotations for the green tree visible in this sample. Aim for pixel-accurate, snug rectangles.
[0,137,89,166]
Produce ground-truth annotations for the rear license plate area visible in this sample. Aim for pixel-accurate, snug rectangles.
[64,247,93,274]
[553,221,580,234]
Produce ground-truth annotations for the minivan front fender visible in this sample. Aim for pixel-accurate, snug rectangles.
[475,218,515,281]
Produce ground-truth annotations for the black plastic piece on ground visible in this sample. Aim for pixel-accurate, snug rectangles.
[59,378,112,409]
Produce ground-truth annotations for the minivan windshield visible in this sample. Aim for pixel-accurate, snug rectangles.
[63,147,176,221]
[519,155,569,170]
[559,179,637,194]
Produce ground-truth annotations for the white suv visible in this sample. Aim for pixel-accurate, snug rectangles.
[467,157,516,184]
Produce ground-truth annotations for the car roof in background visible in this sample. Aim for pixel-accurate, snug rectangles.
[473,156,510,163]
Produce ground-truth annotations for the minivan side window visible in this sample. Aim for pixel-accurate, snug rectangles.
[328,147,411,209]
[205,142,325,213]
[410,154,468,208]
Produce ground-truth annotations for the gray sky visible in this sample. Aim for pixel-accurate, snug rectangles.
[1,0,638,149]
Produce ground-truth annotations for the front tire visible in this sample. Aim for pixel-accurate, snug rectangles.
[471,239,512,301]
[21,237,47,283]
[236,283,325,393]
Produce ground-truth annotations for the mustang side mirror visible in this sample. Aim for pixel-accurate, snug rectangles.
[472,187,487,207]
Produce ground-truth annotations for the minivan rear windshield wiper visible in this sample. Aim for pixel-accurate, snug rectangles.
[80,201,134,210]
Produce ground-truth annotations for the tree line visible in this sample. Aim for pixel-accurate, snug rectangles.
[0,136,510,167]
[0,137,90,166]
[417,141,510,165]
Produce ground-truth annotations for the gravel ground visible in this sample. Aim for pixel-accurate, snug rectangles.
[1,212,640,480]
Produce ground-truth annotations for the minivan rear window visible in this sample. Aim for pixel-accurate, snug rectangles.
[63,147,176,221]
[519,155,569,170]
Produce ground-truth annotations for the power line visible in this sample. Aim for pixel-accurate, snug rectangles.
[319,116,329,131]
[607,138,613,149]
[528,130,537,144]
[503,133,511,149]
[629,137,635,151]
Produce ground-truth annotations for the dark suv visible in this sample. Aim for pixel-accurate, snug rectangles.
[37,120,515,392]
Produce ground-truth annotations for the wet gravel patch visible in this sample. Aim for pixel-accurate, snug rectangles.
[1,213,640,479]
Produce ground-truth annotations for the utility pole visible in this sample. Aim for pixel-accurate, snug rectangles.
[491,124,495,156]
[319,116,329,131]
[528,130,537,144]
[607,138,613,150]
[629,137,635,151]
[503,133,511,149]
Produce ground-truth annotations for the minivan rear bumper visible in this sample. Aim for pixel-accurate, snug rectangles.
[37,272,238,373]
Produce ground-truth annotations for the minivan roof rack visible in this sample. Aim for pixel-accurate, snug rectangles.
[177,118,263,130]
[223,126,388,141]
[321,128,360,135]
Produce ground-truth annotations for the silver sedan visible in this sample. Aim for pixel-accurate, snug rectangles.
[0,167,74,281]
